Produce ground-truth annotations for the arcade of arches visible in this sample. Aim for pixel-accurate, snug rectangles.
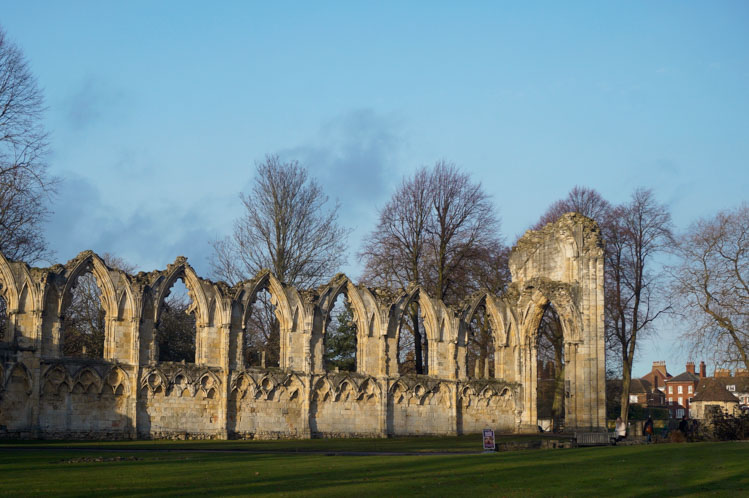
[0,213,605,439]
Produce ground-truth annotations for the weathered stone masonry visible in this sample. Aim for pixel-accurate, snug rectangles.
[0,213,606,439]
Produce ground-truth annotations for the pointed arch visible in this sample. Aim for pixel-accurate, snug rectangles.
[105,365,130,395]
[72,366,103,394]
[60,252,118,318]
[6,362,33,395]
[154,261,210,326]
[140,367,169,394]
[116,291,131,321]
[520,284,582,345]
[235,271,293,369]
[388,378,410,395]
[0,252,19,311]
[17,281,32,313]
[236,270,292,331]
[389,286,440,342]
[316,275,368,372]
[461,292,509,347]
[317,276,370,335]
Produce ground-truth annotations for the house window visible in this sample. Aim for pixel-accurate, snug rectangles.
[669,386,673,394]
[678,385,683,394]
[678,397,683,406]
[629,394,638,403]
[676,408,684,418]
[688,385,693,394]
[727,385,736,392]
[668,397,673,403]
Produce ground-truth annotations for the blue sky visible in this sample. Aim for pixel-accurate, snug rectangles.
[3,1,748,376]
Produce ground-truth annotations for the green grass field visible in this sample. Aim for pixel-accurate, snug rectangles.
[1,437,747,496]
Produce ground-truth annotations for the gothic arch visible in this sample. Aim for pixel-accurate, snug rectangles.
[460,292,509,347]
[519,284,582,345]
[236,270,293,333]
[388,286,440,343]
[5,362,33,395]
[60,252,118,319]
[153,260,210,326]
[0,252,19,312]
[317,275,369,337]
[315,275,373,371]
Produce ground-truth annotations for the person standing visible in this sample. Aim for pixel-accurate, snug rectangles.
[643,416,654,443]
[679,416,688,437]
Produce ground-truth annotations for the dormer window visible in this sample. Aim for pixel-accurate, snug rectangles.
[727,385,736,392]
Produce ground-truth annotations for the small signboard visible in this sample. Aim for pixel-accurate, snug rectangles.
[483,428,496,452]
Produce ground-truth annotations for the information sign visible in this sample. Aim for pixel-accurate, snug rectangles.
[483,428,495,451]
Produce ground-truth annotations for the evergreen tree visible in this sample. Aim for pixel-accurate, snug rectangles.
[323,301,357,371]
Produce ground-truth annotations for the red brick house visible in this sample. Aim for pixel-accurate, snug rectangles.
[665,361,706,417]
[640,361,672,392]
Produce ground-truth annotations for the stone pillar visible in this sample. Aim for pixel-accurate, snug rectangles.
[378,376,388,437]
[302,373,312,438]
[519,341,539,431]
[29,356,41,437]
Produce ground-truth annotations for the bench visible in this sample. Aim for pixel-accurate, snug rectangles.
[575,432,612,446]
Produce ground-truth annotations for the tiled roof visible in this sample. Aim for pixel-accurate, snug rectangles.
[630,378,653,394]
[707,376,749,393]
[693,380,740,402]
[668,371,701,383]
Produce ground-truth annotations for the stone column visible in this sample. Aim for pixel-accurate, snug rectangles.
[302,373,312,438]
[378,376,388,437]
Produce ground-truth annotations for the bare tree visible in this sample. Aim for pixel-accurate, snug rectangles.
[670,203,749,371]
[607,188,673,425]
[360,161,505,374]
[532,185,612,230]
[0,27,56,263]
[360,161,504,303]
[426,161,502,302]
[359,167,432,290]
[211,155,349,369]
[211,154,349,287]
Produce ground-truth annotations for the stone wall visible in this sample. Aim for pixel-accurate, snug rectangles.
[0,213,606,439]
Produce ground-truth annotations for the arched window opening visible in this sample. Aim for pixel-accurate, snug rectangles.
[536,303,565,432]
[323,293,357,372]
[0,294,7,341]
[157,277,196,363]
[466,304,495,379]
[62,272,106,358]
[398,300,428,375]
[244,288,279,368]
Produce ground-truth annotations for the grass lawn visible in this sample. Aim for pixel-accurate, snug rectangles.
[0,433,563,454]
[1,438,747,496]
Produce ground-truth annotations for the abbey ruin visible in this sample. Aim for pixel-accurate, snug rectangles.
[0,213,605,439]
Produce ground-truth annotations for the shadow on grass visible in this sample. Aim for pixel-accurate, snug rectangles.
[1,442,748,496]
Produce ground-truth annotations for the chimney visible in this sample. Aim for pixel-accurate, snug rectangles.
[700,361,706,378]
[686,361,695,375]
[715,368,732,378]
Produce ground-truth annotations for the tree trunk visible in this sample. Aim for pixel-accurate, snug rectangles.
[620,355,632,426]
